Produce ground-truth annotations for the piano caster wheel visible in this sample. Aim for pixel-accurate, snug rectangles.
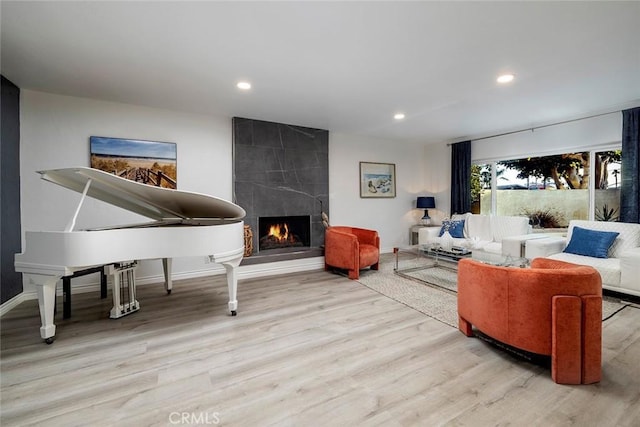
[45,337,55,345]
[231,310,237,316]
[167,289,172,295]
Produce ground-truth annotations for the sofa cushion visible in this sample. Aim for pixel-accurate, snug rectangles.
[548,252,621,287]
[466,239,492,250]
[472,241,503,256]
[438,219,465,238]
[359,244,379,267]
[491,215,530,243]
[467,214,493,242]
[564,226,619,258]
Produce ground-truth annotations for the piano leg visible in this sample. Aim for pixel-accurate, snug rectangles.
[30,274,59,343]
[220,256,242,316]
[162,258,172,294]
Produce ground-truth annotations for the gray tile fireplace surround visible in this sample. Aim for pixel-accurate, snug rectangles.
[233,117,329,264]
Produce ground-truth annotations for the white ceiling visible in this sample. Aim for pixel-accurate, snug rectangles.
[2,1,639,144]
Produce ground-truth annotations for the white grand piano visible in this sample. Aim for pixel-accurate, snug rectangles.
[15,167,246,343]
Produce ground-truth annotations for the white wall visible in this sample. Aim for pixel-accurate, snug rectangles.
[472,112,622,163]
[15,90,629,301]
[19,90,233,288]
[329,132,426,252]
[18,91,421,297]
[420,142,450,225]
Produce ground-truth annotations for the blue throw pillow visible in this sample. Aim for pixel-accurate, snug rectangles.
[439,220,465,238]
[564,226,619,258]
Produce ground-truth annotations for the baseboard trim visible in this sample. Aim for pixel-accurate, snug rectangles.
[1,257,326,317]
[0,292,29,317]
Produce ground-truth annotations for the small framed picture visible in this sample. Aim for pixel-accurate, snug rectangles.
[360,162,396,198]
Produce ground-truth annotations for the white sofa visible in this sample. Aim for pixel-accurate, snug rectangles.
[526,220,640,297]
[418,213,532,261]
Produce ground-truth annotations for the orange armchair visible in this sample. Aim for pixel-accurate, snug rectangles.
[325,226,380,280]
[458,258,602,385]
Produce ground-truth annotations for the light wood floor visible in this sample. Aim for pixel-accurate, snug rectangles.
[1,269,639,426]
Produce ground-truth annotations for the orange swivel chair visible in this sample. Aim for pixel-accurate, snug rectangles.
[324,226,380,280]
[457,258,602,385]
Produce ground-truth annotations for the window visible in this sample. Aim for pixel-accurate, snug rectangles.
[473,147,621,229]
[594,150,622,222]
[470,163,492,214]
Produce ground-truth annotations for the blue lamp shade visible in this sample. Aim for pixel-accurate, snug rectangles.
[416,196,436,222]
[417,197,435,209]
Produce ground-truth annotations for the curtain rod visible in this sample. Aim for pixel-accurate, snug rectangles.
[447,109,620,146]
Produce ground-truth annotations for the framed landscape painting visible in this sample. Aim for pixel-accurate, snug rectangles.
[360,161,396,198]
[90,136,178,189]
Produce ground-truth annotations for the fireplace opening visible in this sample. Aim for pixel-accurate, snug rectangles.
[258,215,311,251]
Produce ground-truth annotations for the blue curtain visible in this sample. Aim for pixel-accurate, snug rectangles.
[451,140,471,215]
[620,107,640,223]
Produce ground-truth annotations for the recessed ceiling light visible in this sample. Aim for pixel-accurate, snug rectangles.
[497,74,515,84]
[237,81,251,90]
[394,113,405,120]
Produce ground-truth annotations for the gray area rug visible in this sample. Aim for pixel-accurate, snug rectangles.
[356,256,459,328]
[356,254,629,329]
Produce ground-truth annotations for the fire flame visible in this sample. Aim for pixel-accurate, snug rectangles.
[268,223,290,242]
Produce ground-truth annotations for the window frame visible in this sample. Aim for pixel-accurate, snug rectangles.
[473,143,622,223]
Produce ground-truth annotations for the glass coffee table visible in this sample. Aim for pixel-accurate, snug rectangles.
[394,243,471,272]
[393,244,470,292]
[393,243,528,292]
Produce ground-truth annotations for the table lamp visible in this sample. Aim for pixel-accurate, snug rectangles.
[417,196,436,225]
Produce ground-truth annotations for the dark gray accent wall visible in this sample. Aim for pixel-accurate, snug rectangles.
[233,117,329,253]
[1,76,22,304]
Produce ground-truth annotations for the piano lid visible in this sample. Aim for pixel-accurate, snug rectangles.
[38,167,246,221]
